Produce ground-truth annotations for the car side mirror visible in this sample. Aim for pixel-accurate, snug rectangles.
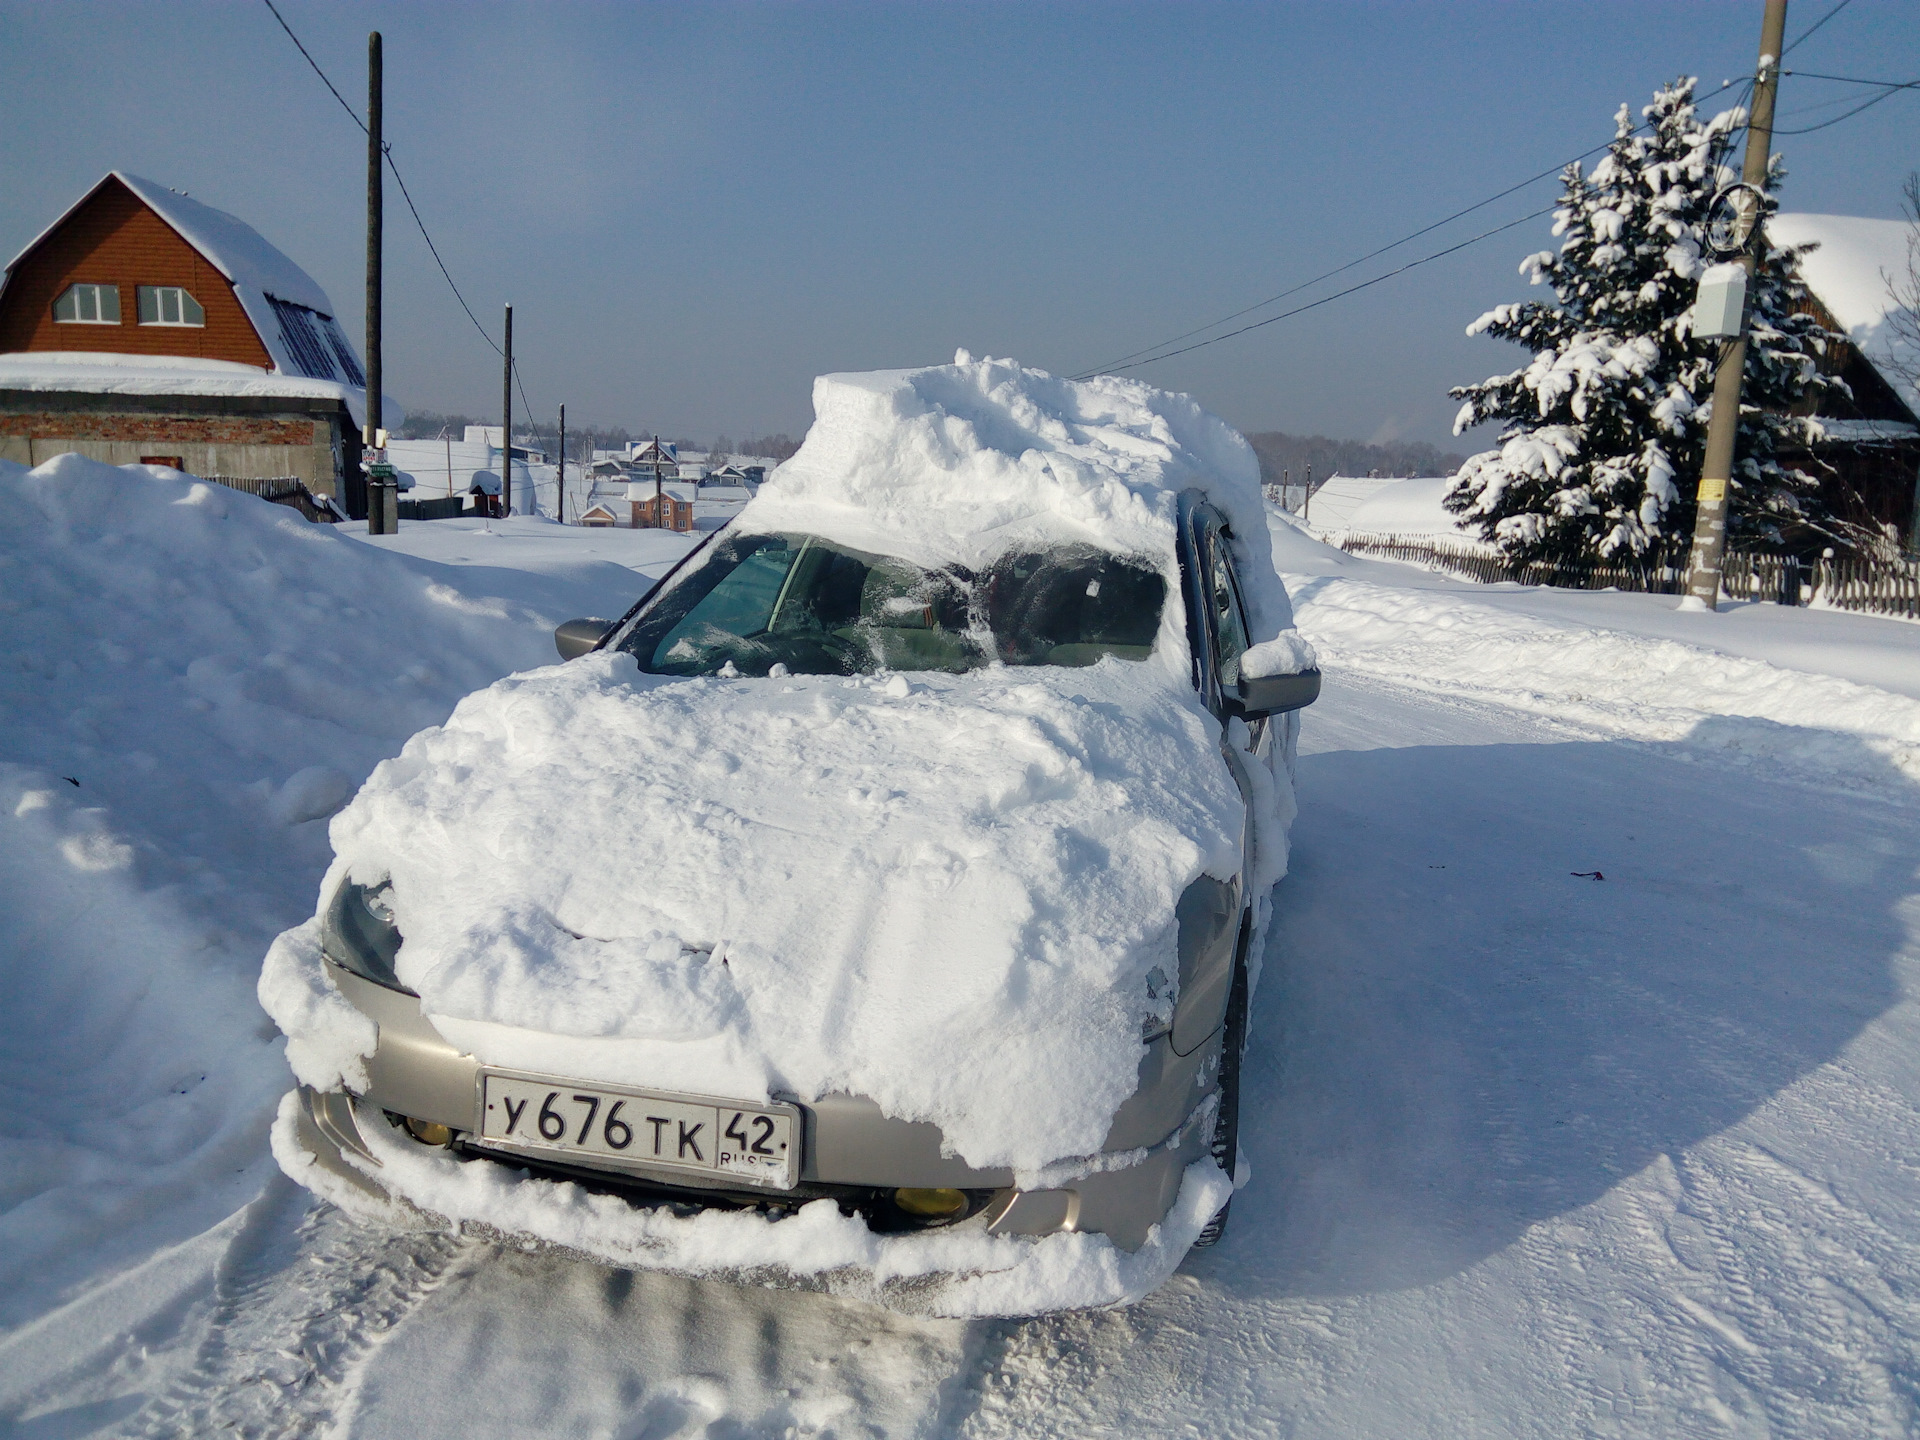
[1230,668,1320,718]
[554,617,614,661]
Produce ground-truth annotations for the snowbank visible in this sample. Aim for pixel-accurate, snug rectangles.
[1267,511,1920,792]
[1341,475,1486,544]
[296,357,1300,1177]
[0,453,657,1324]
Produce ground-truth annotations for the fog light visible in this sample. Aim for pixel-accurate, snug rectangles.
[893,1187,968,1220]
[403,1116,455,1147]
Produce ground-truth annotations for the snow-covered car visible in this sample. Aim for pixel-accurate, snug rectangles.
[262,356,1319,1314]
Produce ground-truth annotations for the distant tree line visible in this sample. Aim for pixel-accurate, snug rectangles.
[1243,430,1468,489]
[713,434,803,462]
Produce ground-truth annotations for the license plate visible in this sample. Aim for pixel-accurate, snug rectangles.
[477,1072,798,1189]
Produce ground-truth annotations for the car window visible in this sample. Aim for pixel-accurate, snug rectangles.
[651,542,794,667]
[1207,529,1251,687]
[618,533,1166,677]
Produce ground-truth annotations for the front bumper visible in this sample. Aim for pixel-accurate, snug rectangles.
[306,961,1220,1251]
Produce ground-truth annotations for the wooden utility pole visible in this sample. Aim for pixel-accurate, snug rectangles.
[361,31,398,533]
[558,403,567,524]
[653,433,664,526]
[1683,0,1789,608]
[501,304,513,517]
[365,32,382,447]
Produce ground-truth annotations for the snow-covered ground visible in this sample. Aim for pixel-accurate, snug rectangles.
[4,457,1920,1436]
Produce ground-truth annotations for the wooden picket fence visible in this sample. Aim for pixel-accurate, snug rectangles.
[1334,532,1920,620]
[204,474,342,524]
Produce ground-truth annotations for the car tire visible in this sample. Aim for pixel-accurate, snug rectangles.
[1191,912,1250,1249]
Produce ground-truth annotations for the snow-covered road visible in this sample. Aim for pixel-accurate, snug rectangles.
[4,465,1919,1437]
[14,667,1917,1438]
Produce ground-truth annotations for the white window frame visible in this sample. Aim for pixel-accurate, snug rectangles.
[52,283,120,324]
[137,285,206,327]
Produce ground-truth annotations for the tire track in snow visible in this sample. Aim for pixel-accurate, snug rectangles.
[109,1177,474,1439]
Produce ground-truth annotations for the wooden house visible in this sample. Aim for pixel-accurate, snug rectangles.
[580,502,620,528]
[0,172,380,513]
[1771,213,1920,548]
[628,438,678,477]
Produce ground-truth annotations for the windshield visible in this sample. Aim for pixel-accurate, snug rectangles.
[618,533,1166,677]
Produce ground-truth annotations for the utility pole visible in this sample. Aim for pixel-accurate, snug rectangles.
[501,304,513,518]
[360,30,398,532]
[1304,463,1312,524]
[558,403,567,524]
[652,433,664,527]
[1683,0,1788,608]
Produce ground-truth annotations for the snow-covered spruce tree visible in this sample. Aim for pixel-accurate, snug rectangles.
[1446,79,1844,566]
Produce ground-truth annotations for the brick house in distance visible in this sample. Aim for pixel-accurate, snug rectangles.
[0,172,384,513]
[631,480,698,531]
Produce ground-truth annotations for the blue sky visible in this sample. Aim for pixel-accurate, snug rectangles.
[1,1,1914,449]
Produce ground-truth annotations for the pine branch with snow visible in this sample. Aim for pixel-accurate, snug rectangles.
[1446,79,1845,564]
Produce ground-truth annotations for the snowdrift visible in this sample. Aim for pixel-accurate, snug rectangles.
[0,454,644,1324]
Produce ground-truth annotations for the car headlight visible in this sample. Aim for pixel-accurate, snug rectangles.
[321,877,414,994]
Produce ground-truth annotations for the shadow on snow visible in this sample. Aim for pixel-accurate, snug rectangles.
[1201,716,1918,1298]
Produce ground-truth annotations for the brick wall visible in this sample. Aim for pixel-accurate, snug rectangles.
[0,412,315,445]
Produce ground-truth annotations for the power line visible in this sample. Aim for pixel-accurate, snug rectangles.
[1079,73,1769,379]
[260,0,508,366]
[1775,82,1915,133]
[1077,140,1624,376]
[1784,69,1920,87]
[1782,0,1858,55]
[1071,1,1871,381]
[1071,204,1557,378]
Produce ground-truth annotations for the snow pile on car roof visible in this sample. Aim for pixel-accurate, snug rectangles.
[749,351,1295,638]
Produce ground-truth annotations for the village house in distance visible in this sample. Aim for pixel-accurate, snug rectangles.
[0,172,381,516]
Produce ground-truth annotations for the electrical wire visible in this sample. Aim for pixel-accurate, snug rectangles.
[1072,204,1557,378]
[1075,142,1623,375]
[1782,0,1858,55]
[1774,82,1914,134]
[1784,69,1920,87]
[260,0,509,365]
[1071,2,1875,381]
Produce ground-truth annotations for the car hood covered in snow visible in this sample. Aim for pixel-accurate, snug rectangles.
[276,354,1302,1174]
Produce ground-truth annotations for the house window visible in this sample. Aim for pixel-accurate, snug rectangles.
[52,283,121,324]
[137,285,206,327]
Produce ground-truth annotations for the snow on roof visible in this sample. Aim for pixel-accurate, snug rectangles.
[113,174,335,315]
[628,480,699,502]
[1771,212,1918,411]
[0,351,385,429]
[743,351,1289,638]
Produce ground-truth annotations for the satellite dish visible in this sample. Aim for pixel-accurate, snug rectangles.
[1705,184,1764,258]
